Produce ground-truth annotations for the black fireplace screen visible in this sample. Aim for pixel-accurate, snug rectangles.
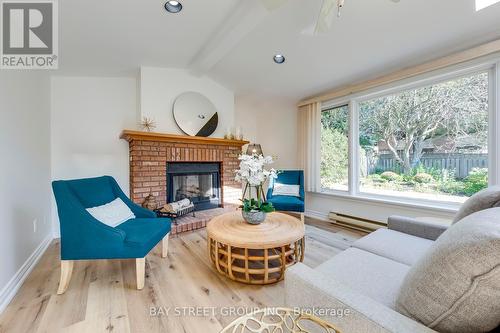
[166,162,221,211]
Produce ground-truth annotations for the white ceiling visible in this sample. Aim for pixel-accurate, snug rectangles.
[58,0,500,101]
[58,0,238,75]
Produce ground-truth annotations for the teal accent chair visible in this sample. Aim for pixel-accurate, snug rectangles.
[266,170,305,223]
[52,176,171,294]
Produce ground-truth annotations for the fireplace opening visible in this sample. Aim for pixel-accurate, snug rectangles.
[166,162,221,211]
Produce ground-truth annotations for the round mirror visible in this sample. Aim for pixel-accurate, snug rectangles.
[173,92,219,137]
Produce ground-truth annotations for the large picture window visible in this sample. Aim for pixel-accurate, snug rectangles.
[320,69,492,205]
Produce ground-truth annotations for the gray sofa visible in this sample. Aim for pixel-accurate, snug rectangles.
[285,186,500,332]
[293,203,500,333]
[285,216,446,333]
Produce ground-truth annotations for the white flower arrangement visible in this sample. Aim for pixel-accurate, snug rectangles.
[235,154,277,187]
[236,154,278,219]
[235,154,278,216]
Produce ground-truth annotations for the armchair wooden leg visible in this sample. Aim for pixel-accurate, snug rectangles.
[300,213,305,224]
[162,233,169,258]
[57,260,74,295]
[136,258,145,290]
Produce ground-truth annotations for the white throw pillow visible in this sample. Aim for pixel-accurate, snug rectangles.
[273,183,300,197]
[86,198,136,227]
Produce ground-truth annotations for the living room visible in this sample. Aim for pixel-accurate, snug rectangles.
[1,0,500,332]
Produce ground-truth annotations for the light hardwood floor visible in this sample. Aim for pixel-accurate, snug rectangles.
[0,220,363,333]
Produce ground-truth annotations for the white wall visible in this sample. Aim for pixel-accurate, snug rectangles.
[235,95,298,170]
[140,67,234,138]
[0,71,52,310]
[50,76,139,236]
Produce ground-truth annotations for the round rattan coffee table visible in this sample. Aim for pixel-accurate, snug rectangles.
[207,211,305,285]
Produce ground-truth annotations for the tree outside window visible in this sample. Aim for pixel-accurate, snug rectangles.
[359,72,489,201]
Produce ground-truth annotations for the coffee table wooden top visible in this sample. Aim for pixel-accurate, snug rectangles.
[207,211,305,249]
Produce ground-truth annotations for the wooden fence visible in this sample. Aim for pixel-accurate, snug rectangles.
[368,153,488,178]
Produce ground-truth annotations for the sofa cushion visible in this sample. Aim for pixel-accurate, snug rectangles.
[267,195,304,212]
[316,248,410,309]
[352,229,434,266]
[116,218,171,249]
[396,208,500,333]
[453,185,500,223]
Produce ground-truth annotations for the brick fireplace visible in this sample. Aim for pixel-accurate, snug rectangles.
[120,130,248,217]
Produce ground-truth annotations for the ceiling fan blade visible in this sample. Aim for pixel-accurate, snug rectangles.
[314,0,337,34]
[259,0,289,10]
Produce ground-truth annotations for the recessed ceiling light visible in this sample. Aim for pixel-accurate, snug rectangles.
[273,54,285,64]
[165,1,182,13]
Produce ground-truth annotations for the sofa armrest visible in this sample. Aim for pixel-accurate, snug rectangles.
[387,215,449,241]
[285,264,436,333]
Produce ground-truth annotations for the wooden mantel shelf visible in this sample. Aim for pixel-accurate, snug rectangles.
[120,130,249,147]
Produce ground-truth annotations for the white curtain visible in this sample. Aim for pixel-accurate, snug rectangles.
[298,102,321,192]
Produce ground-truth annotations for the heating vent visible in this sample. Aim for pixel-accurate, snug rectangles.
[328,212,386,233]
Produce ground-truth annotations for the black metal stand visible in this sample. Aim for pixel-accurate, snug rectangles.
[242,183,267,201]
[154,205,196,225]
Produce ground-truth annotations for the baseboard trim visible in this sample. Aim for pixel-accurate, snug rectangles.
[0,235,52,314]
[305,209,329,221]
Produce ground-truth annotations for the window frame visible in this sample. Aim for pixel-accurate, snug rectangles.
[319,59,499,209]
[320,104,350,193]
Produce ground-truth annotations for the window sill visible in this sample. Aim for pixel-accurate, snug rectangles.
[310,190,460,214]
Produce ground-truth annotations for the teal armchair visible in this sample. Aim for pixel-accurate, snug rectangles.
[267,170,305,223]
[52,176,171,294]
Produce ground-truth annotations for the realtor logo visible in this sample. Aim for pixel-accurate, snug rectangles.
[1,0,58,69]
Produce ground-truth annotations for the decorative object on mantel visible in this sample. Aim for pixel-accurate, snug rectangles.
[224,126,243,140]
[140,116,156,132]
[246,143,263,156]
[235,126,243,140]
[235,154,277,225]
[173,92,219,137]
[224,126,234,140]
[141,194,158,210]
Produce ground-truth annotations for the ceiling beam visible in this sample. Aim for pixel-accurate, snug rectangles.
[189,0,271,76]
